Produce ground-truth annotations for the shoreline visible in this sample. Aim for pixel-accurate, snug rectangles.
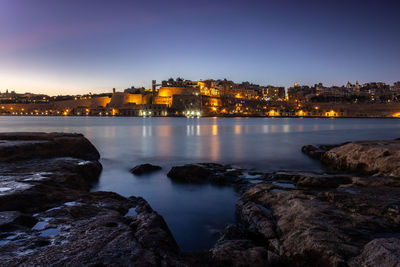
[0,114,400,119]
[0,133,399,266]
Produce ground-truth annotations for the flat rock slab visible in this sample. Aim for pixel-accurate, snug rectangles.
[0,133,102,213]
[303,139,400,177]
[0,132,100,162]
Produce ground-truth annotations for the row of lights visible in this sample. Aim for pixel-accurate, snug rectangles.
[185,110,201,118]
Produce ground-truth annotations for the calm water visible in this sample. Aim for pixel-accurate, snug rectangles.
[0,116,399,250]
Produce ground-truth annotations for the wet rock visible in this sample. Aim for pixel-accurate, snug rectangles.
[0,211,37,231]
[0,192,187,266]
[0,133,102,213]
[217,224,246,241]
[318,184,400,224]
[0,133,195,266]
[210,239,268,267]
[167,163,245,186]
[130,164,162,175]
[233,171,400,266]
[0,132,100,161]
[349,237,400,266]
[351,176,400,187]
[301,144,342,160]
[301,145,327,159]
[209,224,269,267]
[272,171,352,188]
[0,157,102,213]
[320,139,400,177]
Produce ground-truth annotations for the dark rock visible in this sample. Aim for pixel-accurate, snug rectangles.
[0,133,102,213]
[232,172,400,266]
[130,163,162,175]
[349,237,400,266]
[210,239,268,267]
[0,132,100,162]
[272,171,353,188]
[301,145,327,159]
[0,133,196,266]
[301,144,346,160]
[0,157,102,213]
[318,139,400,177]
[167,163,245,186]
[210,224,269,267]
[0,211,37,231]
[217,225,246,241]
[318,184,400,224]
[0,192,187,266]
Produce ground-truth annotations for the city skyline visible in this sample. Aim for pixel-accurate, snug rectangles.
[1,0,400,95]
[1,78,399,97]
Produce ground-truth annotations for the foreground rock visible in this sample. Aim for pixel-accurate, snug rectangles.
[0,133,193,266]
[302,139,400,176]
[130,163,162,175]
[349,237,400,266]
[229,171,400,266]
[2,133,399,266]
[164,141,400,266]
[0,132,100,162]
[0,133,102,213]
[0,191,187,266]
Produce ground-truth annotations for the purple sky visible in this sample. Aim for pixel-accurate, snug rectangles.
[1,0,400,95]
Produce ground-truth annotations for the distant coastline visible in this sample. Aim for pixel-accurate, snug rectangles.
[1,78,400,118]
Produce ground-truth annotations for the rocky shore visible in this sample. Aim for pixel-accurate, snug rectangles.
[0,133,188,266]
[1,133,399,266]
[166,139,400,266]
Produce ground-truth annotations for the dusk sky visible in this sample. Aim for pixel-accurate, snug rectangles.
[1,0,400,95]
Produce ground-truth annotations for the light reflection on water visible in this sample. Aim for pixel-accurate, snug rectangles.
[0,117,399,250]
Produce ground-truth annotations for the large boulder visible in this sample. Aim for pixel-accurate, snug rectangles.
[319,139,400,177]
[231,170,400,266]
[0,133,102,213]
[0,192,187,266]
[0,132,100,161]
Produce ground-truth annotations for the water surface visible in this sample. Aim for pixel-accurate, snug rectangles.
[0,116,399,250]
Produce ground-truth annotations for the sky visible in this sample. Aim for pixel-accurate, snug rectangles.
[0,0,400,95]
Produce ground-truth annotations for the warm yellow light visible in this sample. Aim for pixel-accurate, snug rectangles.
[392,112,400,117]
[268,110,278,116]
[314,106,319,110]
[297,110,305,116]
[326,110,337,117]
